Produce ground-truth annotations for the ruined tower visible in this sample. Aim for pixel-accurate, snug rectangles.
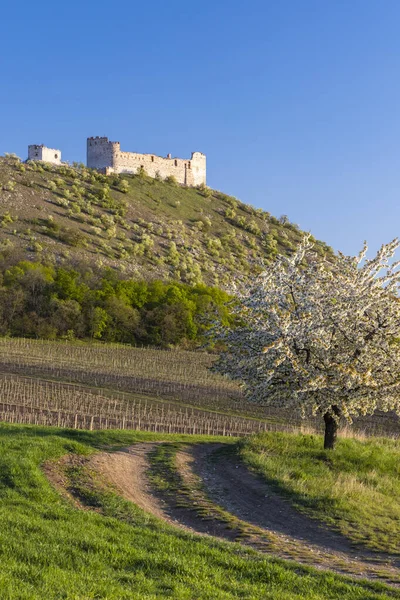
[28,145,62,165]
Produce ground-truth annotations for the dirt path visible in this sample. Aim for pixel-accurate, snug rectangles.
[89,443,243,540]
[183,444,400,576]
[50,442,400,586]
[190,445,400,559]
[89,443,184,528]
[189,444,358,555]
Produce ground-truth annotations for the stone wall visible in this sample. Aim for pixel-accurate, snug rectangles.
[87,137,206,186]
[28,145,62,165]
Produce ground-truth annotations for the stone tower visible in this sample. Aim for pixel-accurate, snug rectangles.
[28,145,62,165]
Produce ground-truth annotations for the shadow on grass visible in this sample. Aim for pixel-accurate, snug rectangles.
[0,423,146,448]
[0,422,233,451]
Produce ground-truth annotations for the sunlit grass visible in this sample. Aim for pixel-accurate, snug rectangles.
[0,422,397,599]
[240,432,400,554]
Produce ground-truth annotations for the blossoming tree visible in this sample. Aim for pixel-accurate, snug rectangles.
[214,237,400,449]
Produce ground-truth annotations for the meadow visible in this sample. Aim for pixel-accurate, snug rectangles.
[240,432,400,554]
[0,422,397,600]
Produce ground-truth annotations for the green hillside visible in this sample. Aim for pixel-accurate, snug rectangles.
[0,154,332,287]
[0,423,397,600]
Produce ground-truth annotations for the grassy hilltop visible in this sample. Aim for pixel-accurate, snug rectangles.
[0,154,332,287]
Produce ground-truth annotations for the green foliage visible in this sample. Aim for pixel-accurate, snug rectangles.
[264,233,278,257]
[0,211,14,227]
[31,241,43,253]
[3,152,20,161]
[165,175,178,186]
[50,225,87,248]
[118,179,130,193]
[136,165,147,179]
[2,181,16,192]
[0,261,232,347]
[224,207,236,219]
[198,183,213,198]
[89,306,110,339]
[193,220,204,231]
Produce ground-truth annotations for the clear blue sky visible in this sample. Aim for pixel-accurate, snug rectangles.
[2,0,400,256]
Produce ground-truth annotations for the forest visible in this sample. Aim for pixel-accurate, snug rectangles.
[0,260,232,347]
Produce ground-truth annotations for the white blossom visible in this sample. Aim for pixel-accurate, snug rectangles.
[213,236,400,446]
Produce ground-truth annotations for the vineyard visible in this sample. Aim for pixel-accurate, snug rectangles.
[0,338,242,407]
[0,338,398,437]
[0,338,275,436]
[0,374,275,436]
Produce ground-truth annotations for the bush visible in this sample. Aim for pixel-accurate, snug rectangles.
[54,197,70,208]
[193,221,204,231]
[31,241,43,253]
[198,183,212,198]
[0,211,14,226]
[4,152,20,161]
[47,225,88,248]
[118,180,130,193]
[3,181,16,192]
[165,175,178,186]
[137,166,147,179]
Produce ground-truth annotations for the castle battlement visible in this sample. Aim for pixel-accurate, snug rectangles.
[87,137,206,186]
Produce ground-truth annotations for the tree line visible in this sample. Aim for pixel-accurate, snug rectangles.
[0,260,232,347]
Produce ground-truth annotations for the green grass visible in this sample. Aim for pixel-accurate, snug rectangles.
[239,432,400,554]
[0,423,397,599]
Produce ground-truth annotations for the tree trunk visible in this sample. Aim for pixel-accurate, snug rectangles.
[323,405,341,450]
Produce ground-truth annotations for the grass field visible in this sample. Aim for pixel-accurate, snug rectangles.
[240,432,400,554]
[0,422,398,600]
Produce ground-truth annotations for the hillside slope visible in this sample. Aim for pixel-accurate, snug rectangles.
[0,155,332,286]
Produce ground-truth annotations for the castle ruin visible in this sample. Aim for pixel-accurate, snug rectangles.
[87,137,206,186]
[28,145,62,165]
[26,137,206,186]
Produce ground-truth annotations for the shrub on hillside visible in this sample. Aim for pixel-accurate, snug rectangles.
[165,175,178,186]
